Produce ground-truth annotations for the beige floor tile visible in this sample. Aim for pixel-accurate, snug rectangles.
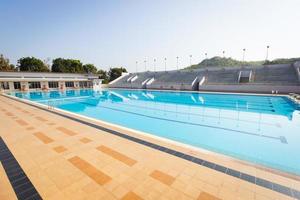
[33,132,54,144]
[53,145,67,153]
[0,163,17,200]
[150,170,176,186]
[68,156,112,185]
[57,126,78,136]
[97,145,137,166]
[197,192,221,200]
[16,119,28,126]
[121,191,143,200]
[80,137,92,143]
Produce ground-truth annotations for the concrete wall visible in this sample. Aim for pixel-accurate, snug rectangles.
[198,84,300,94]
[21,82,29,91]
[293,61,300,82]
[8,82,14,90]
[58,81,65,90]
[41,81,48,90]
[74,81,80,89]
[147,84,192,91]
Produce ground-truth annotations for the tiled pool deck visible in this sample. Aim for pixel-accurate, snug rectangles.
[0,95,300,200]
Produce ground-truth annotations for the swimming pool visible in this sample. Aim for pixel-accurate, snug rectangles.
[9,89,300,176]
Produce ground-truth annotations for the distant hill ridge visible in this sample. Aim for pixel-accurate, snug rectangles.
[185,56,300,69]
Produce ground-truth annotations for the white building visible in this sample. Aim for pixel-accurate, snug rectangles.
[0,72,101,92]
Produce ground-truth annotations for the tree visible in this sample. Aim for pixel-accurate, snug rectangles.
[185,56,264,70]
[108,67,127,82]
[97,69,107,79]
[51,58,83,73]
[0,54,15,71]
[97,69,109,83]
[263,57,300,65]
[18,57,49,72]
[83,64,98,74]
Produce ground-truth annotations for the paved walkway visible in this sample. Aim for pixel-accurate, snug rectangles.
[0,95,299,200]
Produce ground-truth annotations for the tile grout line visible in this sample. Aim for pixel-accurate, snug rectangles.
[2,95,300,199]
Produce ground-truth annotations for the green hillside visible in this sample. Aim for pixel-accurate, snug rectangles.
[185,56,300,70]
[264,57,300,65]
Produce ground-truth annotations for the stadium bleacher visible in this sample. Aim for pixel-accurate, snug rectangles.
[109,63,300,93]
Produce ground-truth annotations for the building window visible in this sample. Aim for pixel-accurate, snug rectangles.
[28,82,41,89]
[0,82,9,90]
[65,81,74,88]
[14,82,21,90]
[79,81,85,88]
[79,81,91,88]
[48,81,59,88]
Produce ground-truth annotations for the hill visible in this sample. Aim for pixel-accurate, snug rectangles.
[264,57,300,65]
[185,56,300,70]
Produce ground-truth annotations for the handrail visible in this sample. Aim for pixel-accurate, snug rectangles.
[146,77,155,85]
[191,77,198,86]
[127,76,134,82]
[199,76,206,86]
[238,71,242,83]
[130,75,138,82]
[142,78,150,85]
[47,100,55,110]
[109,72,129,85]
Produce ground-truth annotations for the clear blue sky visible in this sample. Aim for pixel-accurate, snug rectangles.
[1,0,299,72]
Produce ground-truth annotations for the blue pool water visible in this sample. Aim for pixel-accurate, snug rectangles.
[9,89,300,175]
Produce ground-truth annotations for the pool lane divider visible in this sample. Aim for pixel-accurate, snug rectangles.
[2,94,300,199]
[78,101,288,144]
[0,137,42,200]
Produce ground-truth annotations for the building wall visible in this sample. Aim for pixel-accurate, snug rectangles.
[41,81,48,90]
[0,72,100,92]
[21,82,29,91]
[59,81,66,90]
[74,81,80,89]
[0,80,94,92]
[8,82,14,91]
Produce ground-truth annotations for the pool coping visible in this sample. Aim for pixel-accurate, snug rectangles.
[2,93,300,199]
[6,87,299,106]
[101,87,300,105]
[4,87,291,97]
[106,87,290,97]
[109,87,300,106]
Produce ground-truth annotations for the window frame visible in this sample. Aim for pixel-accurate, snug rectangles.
[28,82,41,89]
[48,81,59,89]
[13,82,21,90]
[65,81,74,88]
[0,82,10,90]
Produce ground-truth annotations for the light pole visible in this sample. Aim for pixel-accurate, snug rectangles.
[135,61,138,73]
[205,53,207,67]
[144,60,147,71]
[176,56,179,70]
[266,45,270,61]
[242,48,246,62]
[164,57,167,71]
[189,55,192,66]
[153,58,156,72]
[222,51,225,58]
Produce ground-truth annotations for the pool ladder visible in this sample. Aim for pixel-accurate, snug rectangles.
[47,101,55,110]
